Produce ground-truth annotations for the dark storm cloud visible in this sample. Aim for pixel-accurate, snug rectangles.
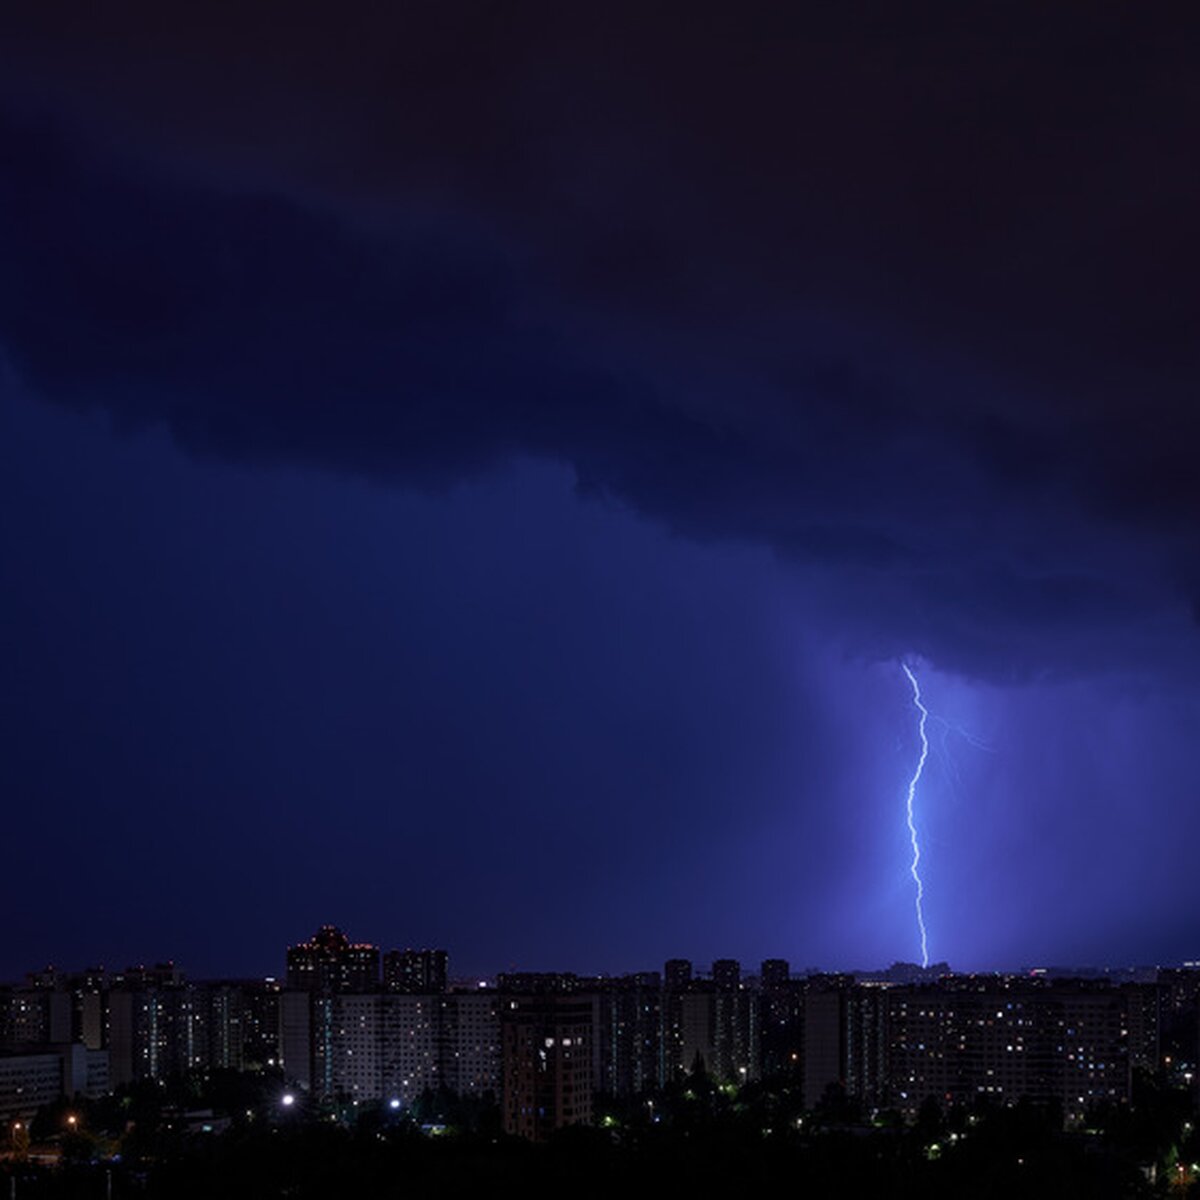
[3,3,1199,679]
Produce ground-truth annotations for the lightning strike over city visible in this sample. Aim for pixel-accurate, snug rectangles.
[901,663,931,968]
[6,9,1200,1187]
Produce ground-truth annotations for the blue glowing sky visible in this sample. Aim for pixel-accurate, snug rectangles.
[3,5,1200,978]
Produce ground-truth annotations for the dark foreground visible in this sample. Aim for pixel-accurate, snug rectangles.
[6,1072,1199,1199]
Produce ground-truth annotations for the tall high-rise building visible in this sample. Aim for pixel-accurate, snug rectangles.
[712,960,741,991]
[240,978,282,1070]
[383,949,448,994]
[662,959,694,1083]
[501,991,597,1142]
[279,990,315,1091]
[664,959,693,989]
[845,984,890,1106]
[107,981,187,1086]
[886,981,1132,1127]
[802,985,845,1109]
[596,973,663,1095]
[277,956,499,1108]
[761,959,790,988]
[760,971,804,1079]
[380,994,441,1105]
[441,990,502,1097]
[678,983,759,1085]
[286,926,380,994]
[1157,967,1199,1080]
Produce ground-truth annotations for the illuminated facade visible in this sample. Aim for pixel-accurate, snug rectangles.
[383,949,448,994]
[286,926,380,994]
[0,1044,108,1122]
[887,982,1134,1126]
[501,991,597,1142]
[442,990,502,1096]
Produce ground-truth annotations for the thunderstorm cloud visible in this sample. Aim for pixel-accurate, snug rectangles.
[3,3,1199,682]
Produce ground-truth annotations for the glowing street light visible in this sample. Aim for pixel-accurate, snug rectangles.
[280,1093,296,1108]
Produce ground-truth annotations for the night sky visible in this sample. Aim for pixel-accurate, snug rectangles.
[3,4,1200,981]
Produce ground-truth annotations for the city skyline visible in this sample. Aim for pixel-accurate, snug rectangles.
[5,8,1200,981]
[7,921,1187,1143]
[5,923,1196,989]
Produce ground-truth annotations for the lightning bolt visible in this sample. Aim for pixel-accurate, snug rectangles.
[930,714,993,801]
[901,663,930,968]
